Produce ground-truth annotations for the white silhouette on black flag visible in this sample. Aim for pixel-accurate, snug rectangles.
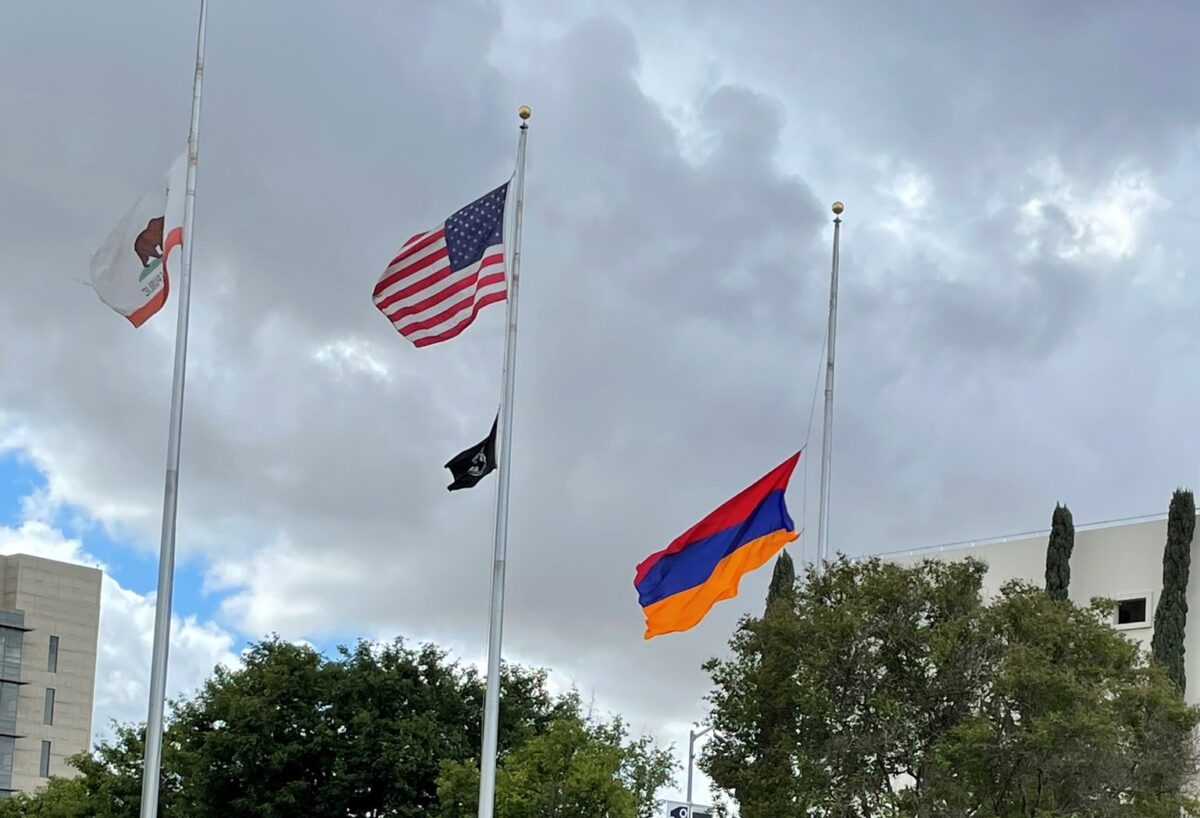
[445,413,498,491]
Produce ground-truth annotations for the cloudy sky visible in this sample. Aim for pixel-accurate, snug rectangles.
[2,0,1199,807]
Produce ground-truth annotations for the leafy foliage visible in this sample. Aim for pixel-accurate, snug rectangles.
[704,557,1200,818]
[1043,502,1075,601]
[0,778,91,818]
[1153,488,1197,692]
[3,637,670,818]
[765,550,795,612]
[436,716,675,818]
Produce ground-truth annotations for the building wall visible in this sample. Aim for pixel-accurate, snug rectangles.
[886,515,1200,702]
[0,555,101,794]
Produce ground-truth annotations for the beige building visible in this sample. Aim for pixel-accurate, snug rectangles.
[885,513,1200,701]
[0,554,101,795]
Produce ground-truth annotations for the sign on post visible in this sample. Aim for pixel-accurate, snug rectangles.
[664,800,713,818]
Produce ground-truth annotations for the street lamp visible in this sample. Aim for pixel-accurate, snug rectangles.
[686,723,714,816]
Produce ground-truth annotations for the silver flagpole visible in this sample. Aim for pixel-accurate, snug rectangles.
[476,105,531,818]
[815,202,843,573]
[139,2,207,816]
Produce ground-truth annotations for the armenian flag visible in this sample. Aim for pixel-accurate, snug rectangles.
[634,452,801,639]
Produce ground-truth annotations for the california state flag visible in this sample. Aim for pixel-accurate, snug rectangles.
[89,154,187,327]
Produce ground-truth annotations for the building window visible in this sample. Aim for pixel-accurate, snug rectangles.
[0,628,22,683]
[0,736,13,792]
[47,636,58,673]
[0,684,17,736]
[43,688,54,726]
[39,741,50,778]
[1113,593,1152,630]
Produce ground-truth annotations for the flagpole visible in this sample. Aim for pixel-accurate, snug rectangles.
[815,202,843,573]
[139,2,207,816]
[476,105,531,818]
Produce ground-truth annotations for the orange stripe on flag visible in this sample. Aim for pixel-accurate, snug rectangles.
[640,528,797,639]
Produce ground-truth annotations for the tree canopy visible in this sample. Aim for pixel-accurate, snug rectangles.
[1,637,673,818]
[703,556,1200,818]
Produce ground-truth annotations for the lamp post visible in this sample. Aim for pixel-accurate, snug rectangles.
[686,724,714,815]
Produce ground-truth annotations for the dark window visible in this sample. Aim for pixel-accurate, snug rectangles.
[1117,597,1148,625]
[47,636,58,673]
[0,684,18,735]
[0,736,13,791]
[39,741,50,778]
[0,628,22,682]
[43,688,54,726]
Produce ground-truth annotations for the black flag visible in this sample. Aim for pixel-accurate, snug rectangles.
[445,414,498,491]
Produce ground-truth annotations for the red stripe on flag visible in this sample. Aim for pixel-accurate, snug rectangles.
[374,255,458,311]
[374,248,450,300]
[633,452,802,586]
[410,289,508,348]
[373,232,447,297]
[374,251,452,303]
[128,274,169,328]
[385,263,502,322]
[394,271,506,336]
[390,228,442,265]
[401,229,433,251]
[380,252,504,315]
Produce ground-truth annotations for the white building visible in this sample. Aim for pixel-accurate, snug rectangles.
[0,554,101,795]
[885,513,1200,699]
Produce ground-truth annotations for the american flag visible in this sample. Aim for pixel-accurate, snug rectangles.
[373,183,509,347]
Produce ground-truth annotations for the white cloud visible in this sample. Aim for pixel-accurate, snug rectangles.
[92,579,238,739]
[0,519,238,743]
[1018,157,1168,263]
[893,170,931,211]
[0,424,159,539]
[0,521,97,568]
[210,536,363,638]
[312,336,392,383]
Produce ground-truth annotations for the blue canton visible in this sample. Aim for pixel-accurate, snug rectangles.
[444,183,508,272]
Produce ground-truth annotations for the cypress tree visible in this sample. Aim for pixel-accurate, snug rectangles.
[1152,488,1197,692]
[1044,503,1075,602]
[766,549,796,612]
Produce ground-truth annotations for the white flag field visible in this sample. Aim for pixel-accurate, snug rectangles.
[89,153,186,327]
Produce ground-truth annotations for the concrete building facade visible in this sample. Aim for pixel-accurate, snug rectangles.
[0,554,101,795]
[886,513,1200,701]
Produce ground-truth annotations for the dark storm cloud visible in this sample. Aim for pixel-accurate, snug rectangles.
[3,0,1200,803]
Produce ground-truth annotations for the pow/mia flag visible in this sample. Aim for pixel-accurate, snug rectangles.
[445,414,498,491]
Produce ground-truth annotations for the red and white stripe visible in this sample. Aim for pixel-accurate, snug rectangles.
[372,227,507,347]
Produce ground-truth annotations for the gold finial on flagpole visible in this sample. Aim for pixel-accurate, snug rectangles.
[518,105,532,120]
[832,201,844,215]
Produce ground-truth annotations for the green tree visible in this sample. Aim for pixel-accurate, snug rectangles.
[169,638,577,818]
[1043,502,1075,601]
[168,639,337,816]
[703,557,1200,817]
[4,636,664,818]
[938,582,1199,817]
[81,725,173,817]
[436,714,675,818]
[765,550,795,612]
[0,777,91,818]
[1153,488,1197,692]
[699,547,806,818]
